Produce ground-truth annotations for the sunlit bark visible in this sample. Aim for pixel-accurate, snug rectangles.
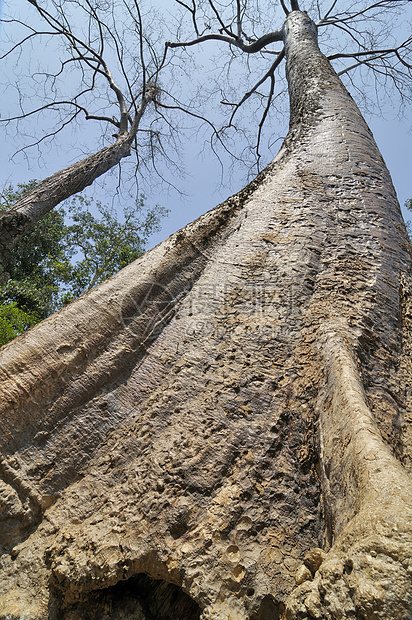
[0,10,411,620]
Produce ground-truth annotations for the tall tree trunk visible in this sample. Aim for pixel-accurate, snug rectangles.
[0,11,411,620]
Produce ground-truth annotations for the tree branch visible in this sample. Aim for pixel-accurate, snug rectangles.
[328,37,412,62]
[208,0,236,39]
[229,48,285,122]
[26,0,130,132]
[175,0,201,36]
[167,28,283,54]
[280,0,290,16]
[318,0,405,26]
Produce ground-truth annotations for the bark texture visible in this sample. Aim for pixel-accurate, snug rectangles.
[0,11,412,620]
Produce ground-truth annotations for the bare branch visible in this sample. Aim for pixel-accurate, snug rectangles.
[0,29,59,60]
[336,51,394,76]
[322,0,339,22]
[0,99,120,128]
[208,0,237,39]
[26,0,130,132]
[256,72,275,165]
[236,0,242,38]
[167,27,283,54]
[280,0,290,16]
[328,36,412,62]
[318,0,407,26]
[229,48,285,121]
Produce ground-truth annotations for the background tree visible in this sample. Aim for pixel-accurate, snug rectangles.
[0,0,172,280]
[60,195,168,302]
[0,1,412,620]
[0,182,70,343]
[0,182,167,345]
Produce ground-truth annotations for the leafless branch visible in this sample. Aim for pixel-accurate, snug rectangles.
[328,36,412,62]
[318,0,401,26]
[167,27,283,54]
[280,0,290,16]
[1,0,411,234]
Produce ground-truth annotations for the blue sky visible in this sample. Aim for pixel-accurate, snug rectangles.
[0,0,411,249]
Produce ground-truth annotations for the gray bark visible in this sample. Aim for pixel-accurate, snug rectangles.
[0,11,411,620]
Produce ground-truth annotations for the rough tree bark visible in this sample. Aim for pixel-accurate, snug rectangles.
[0,10,411,620]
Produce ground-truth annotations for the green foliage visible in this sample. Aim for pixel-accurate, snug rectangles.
[0,182,70,320]
[0,303,39,347]
[0,182,168,345]
[60,195,167,303]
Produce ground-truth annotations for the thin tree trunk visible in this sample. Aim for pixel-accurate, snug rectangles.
[0,136,130,283]
[0,11,411,620]
[0,92,152,284]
